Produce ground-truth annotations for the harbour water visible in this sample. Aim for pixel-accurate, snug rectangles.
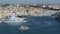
[0,15,59,34]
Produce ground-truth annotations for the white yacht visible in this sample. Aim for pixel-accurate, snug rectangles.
[4,13,27,23]
[19,26,29,31]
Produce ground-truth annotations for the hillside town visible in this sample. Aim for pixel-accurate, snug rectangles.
[0,4,60,22]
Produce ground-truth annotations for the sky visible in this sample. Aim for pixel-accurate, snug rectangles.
[0,0,60,4]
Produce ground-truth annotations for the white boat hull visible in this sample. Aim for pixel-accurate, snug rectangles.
[4,20,27,23]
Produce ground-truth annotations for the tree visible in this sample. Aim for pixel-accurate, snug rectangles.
[1,4,9,7]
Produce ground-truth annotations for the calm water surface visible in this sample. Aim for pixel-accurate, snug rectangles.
[0,16,60,34]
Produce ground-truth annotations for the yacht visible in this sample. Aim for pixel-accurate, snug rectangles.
[4,13,27,23]
[19,26,29,31]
